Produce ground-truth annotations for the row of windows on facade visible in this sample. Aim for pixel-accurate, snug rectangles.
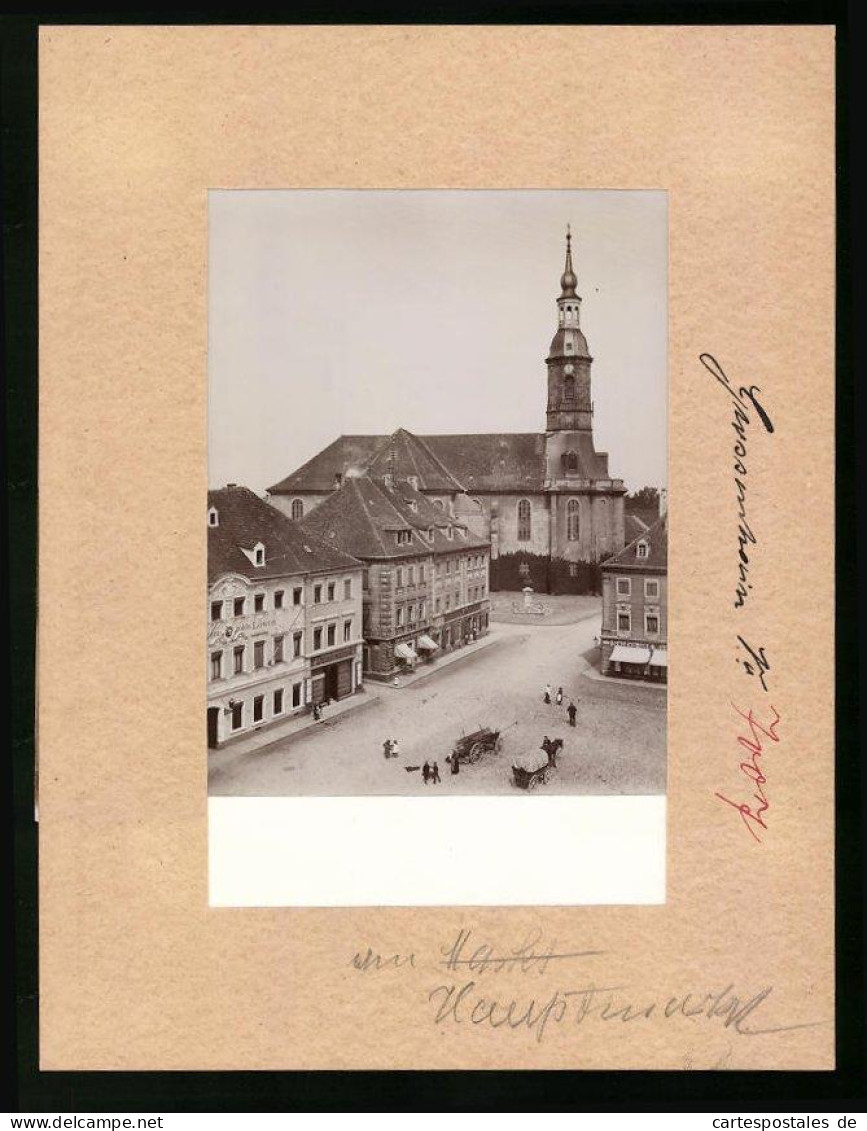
[210,620,353,680]
[225,681,305,732]
[393,582,487,627]
[210,577,354,623]
[516,497,600,542]
[615,576,659,598]
[616,609,662,636]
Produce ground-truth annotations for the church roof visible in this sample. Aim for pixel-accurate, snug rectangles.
[208,485,361,584]
[548,326,591,360]
[297,474,489,561]
[603,512,668,572]
[267,428,620,495]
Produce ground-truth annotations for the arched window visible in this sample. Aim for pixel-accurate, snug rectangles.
[563,374,575,403]
[291,498,304,520]
[567,499,580,541]
[517,498,531,542]
[563,449,578,474]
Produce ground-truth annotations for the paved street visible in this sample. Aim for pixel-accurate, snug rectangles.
[208,596,666,797]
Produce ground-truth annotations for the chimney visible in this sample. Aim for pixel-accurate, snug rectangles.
[659,488,668,517]
[333,471,343,490]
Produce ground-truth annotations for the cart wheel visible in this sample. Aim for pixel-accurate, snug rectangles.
[469,741,483,763]
[528,775,537,790]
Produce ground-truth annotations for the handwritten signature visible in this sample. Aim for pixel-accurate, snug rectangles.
[699,353,774,609]
[715,703,781,843]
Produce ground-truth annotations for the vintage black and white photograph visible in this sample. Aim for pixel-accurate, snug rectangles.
[207,190,667,904]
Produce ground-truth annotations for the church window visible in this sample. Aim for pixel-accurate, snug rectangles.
[564,449,578,474]
[291,498,304,520]
[208,506,219,527]
[517,499,532,542]
[564,375,575,403]
[567,499,580,541]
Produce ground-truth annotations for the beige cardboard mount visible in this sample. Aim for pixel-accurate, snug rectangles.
[38,26,834,1070]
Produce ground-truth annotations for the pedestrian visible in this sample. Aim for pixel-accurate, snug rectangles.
[312,702,320,721]
[382,738,392,759]
[422,761,430,784]
[556,686,563,706]
[432,761,441,784]
[450,754,460,776]
[567,700,577,727]
[391,738,401,759]
[543,682,552,704]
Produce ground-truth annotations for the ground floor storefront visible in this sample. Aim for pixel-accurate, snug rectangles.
[207,644,363,748]
[363,603,491,681]
[601,639,668,683]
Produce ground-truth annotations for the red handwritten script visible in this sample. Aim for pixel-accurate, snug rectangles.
[715,703,781,843]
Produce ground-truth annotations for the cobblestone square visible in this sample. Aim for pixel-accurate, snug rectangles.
[208,596,666,797]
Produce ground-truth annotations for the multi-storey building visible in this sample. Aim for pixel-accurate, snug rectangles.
[297,472,491,680]
[266,230,627,585]
[600,511,668,682]
[207,485,364,747]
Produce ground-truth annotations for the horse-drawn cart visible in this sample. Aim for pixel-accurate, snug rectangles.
[450,726,503,765]
[511,762,553,790]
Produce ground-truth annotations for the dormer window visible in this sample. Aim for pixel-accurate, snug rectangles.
[396,530,413,546]
[208,506,219,527]
[408,475,419,490]
[427,528,434,541]
[408,500,418,513]
[254,542,265,566]
[637,541,649,560]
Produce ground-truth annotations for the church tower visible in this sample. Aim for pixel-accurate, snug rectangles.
[546,226,592,432]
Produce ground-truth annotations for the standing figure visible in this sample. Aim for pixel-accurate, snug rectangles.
[422,761,430,784]
[556,687,563,706]
[450,754,460,776]
[567,700,578,727]
[432,761,441,784]
[391,738,401,759]
[543,683,552,704]
[382,738,392,759]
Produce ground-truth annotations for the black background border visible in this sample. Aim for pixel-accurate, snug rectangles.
[4,4,861,1111]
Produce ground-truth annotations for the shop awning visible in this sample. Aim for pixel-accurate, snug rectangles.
[394,642,418,661]
[648,648,668,668]
[609,645,652,664]
[416,634,439,652]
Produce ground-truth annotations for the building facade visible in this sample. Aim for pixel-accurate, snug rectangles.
[297,472,491,680]
[266,231,626,583]
[600,512,668,682]
[207,486,364,747]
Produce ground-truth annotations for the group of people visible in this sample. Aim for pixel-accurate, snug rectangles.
[543,683,578,727]
[421,761,441,784]
[382,737,401,758]
[311,699,330,722]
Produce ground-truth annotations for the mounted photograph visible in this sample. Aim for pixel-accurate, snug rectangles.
[207,189,668,904]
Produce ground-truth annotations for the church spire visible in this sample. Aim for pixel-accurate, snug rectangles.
[559,224,578,299]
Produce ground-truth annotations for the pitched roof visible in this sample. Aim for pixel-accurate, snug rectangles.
[603,512,668,572]
[208,485,361,585]
[268,427,618,495]
[625,513,649,543]
[298,474,489,561]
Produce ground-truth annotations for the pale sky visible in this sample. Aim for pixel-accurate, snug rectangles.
[209,190,667,495]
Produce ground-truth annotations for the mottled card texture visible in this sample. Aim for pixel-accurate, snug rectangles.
[38,26,835,1069]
